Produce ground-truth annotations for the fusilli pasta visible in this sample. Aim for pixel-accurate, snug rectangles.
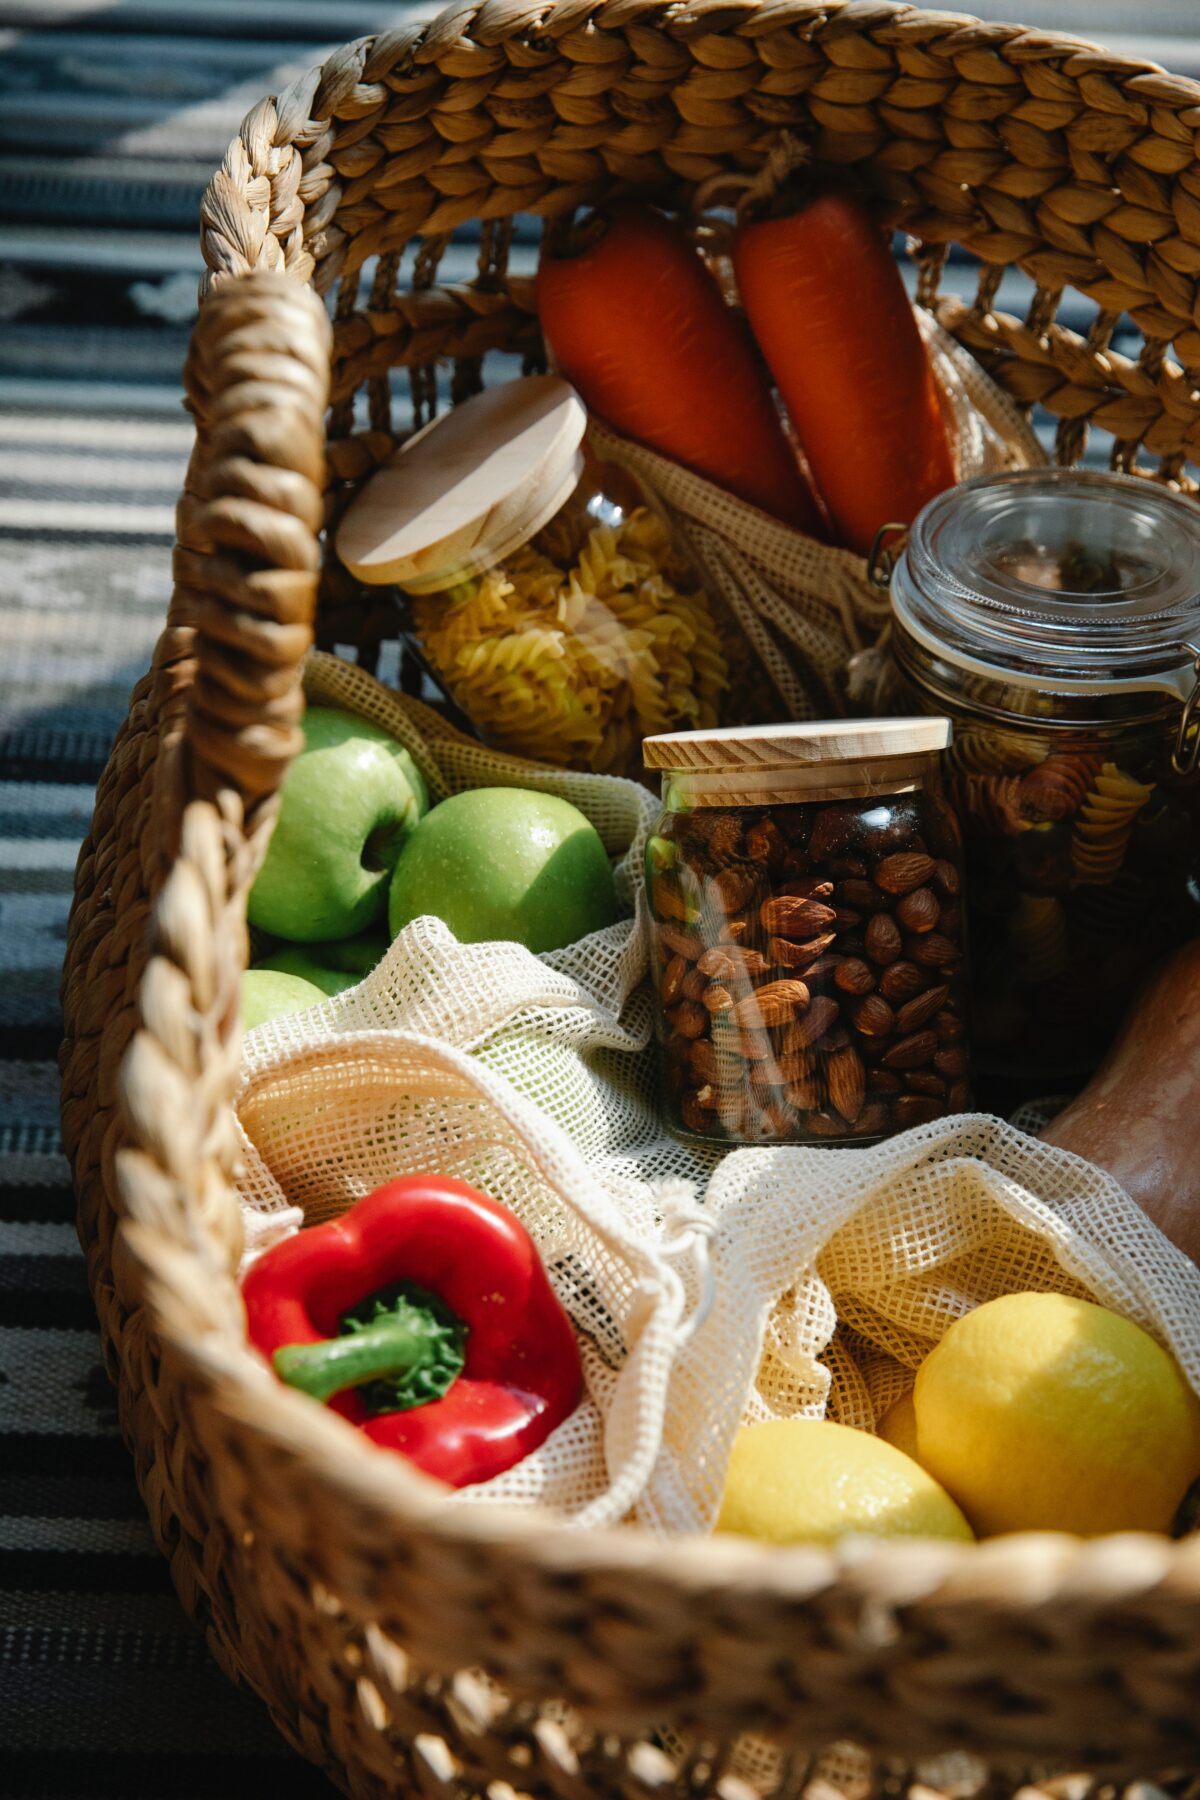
[1019,751,1104,823]
[411,508,729,776]
[1071,762,1155,885]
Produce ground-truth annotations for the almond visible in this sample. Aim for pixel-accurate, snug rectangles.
[805,1110,847,1138]
[736,1030,775,1062]
[757,1102,797,1140]
[932,858,961,897]
[894,983,949,1034]
[892,1093,946,1127]
[868,1070,904,1095]
[896,886,940,933]
[667,1000,708,1040]
[782,994,840,1050]
[775,805,813,845]
[770,935,807,969]
[712,867,759,915]
[679,1090,712,1134]
[879,960,923,1002]
[651,874,700,923]
[808,803,860,862]
[778,876,835,901]
[760,896,838,938]
[657,923,702,962]
[681,965,708,1002]
[800,952,843,981]
[777,1049,816,1082]
[732,980,810,1029]
[833,908,863,932]
[719,916,749,943]
[836,878,879,911]
[745,817,787,868]
[660,953,687,1005]
[786,1076,826,1110]
[934,1044,967,1078]
[697,944,771,981]
[703,983,734,1015]
[947,1079,971,1111]
[698,811,744,866]
[829,856,868,879]
[827,1044,866,1123]
[852,993,895,1038]
[939,902,962,935]
[874,851,936,894]
[908,932,958,968]
[750,1063,783,1103]
[861,816,918,855]
[716,1089,751,1134]
[882,1029,938,1070]
[690,1039,743,1085]
[905,1070,947,1097]
[936,1011,966,1044]
[853,1101,891,1137]
[820,1023,851,1051]
[834,957,875,996]
[864,911,902,966]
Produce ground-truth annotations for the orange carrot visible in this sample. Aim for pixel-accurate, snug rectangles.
[732,190,956,556]
[536,205,826,535]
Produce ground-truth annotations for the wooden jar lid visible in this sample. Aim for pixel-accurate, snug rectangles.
[643,719,953,806]
[642,719,952,771]
[336,375,588,593]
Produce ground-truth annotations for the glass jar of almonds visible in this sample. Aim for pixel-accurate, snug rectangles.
[642,721,972,1146]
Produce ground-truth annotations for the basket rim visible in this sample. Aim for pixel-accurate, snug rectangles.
[196,0,1200,303]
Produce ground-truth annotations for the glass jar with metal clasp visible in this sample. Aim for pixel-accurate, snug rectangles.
[878,467,1200,1084]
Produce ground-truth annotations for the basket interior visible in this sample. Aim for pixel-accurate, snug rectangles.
[291,23,1200,675]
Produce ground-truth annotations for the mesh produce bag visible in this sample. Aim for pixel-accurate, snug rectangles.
[234,654,1200,1533]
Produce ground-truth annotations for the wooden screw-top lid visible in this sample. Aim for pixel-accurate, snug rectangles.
[643,719,952,805]
[336,375,588,593]
[643,720,952,771]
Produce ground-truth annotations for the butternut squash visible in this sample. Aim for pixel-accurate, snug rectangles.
[1042,939,1200,1264]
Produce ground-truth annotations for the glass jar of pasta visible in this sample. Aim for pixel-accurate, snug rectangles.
[643,720,973,1146]
[889,468,1200,1083]
[336,376,764,779]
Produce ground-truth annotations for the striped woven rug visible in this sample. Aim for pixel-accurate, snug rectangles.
[0,2,1194,1794]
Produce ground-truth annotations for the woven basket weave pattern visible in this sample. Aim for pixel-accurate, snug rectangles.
[60,3,1200,1795]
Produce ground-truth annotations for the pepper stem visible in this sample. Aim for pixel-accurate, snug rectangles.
[273,1282,466,1414]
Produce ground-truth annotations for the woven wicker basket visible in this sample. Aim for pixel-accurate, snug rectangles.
[61,3,1200,1794]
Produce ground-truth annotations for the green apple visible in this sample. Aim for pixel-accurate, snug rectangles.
[241,967,327,1032]
[388,787,617,954]
[255,929,387,997]
[249,708,429,942]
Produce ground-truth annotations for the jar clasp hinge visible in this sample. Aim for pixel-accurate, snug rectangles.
[867,523,908,590]
[1172,641,1200,776]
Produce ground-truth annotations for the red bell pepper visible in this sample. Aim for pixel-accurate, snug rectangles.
[241,1176,582,1488]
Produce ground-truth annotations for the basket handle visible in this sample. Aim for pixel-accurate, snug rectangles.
[108,271,333,1277]
[158,271,331,847]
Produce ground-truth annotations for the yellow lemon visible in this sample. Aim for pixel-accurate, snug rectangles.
[877,1390,920,1462]
[914,1292,1200,1538]
[716,1417,973,1546]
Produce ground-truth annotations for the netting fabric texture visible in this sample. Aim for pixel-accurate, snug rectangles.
[233,656,1200,1534]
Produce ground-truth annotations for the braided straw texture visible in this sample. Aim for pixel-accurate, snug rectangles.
[61,3,1200,1795]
